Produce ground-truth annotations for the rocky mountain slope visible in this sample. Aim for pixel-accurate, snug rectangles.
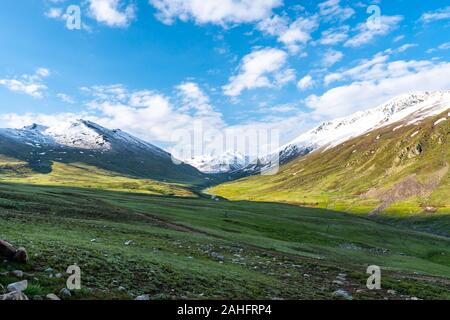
[233,91,450,176]
[211,99,450,220]
[0,120,206,185]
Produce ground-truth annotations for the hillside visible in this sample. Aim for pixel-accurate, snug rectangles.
[1,183,449,300]
[0,120,207,186]
[210,109,450,232]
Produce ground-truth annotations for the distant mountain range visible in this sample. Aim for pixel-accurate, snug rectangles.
[186,91,450,175]
[1,91,449,193]
[0,119,206,185]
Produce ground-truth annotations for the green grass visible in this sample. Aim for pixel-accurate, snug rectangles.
[1,183,449,300]
[0,158,196,197]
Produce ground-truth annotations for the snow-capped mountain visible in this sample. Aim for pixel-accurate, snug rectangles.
[0,120,205,184]
[239,90,450,175]
[185,151,249,174]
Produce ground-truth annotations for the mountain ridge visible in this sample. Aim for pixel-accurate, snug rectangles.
[0,119,207,185]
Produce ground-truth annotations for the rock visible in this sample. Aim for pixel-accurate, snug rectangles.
[55,273,63,279]
[7,280,28,292]
[46,293,61,300]
[210,252,224,261]
[13,247,29,264]
[33,295,44,300]
[387,289,397,295]
[45,268,54,273]
[124,240,133,246]
[12,270,24,278]
[118,286,127,292]
[332,289,353,300]
[59,288,72,298]
[332,280,344,285]
[0,291,29,300]
[0,240,16,259]
[135,294,150,301]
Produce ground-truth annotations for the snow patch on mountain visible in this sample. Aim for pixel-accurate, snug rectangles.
[185,151,249,174]
[277,90,450,159]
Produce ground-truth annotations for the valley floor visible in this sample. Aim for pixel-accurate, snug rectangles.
[1,183,449,300]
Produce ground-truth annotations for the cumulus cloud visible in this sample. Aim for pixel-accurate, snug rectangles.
[88,0,135,27]
[0,68,50,98]
[258,15,319,53]
[223,48,294,97]
[318,0,355,22]
[57,93,76,104]
[297,75,315,91]
[345,15,403,47]
[322,49,344,67]
[318,26,350,45]
[307,59,450,118]
[149,0,282,26]
[420,6,450,23]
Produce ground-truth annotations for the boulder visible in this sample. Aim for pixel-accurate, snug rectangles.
[7,280,28,293]
[332,289,353,300]
[46,293,61,300]
[59,288,72,298]
[13,247,29,264]
[12,270,24,278]
[0,291,29,300]
[0,240,16,259]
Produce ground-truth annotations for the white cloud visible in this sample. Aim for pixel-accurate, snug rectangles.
[297,75,315,91]
[176,82,222,118]
[45,7,64,19]
[57,93,76,104]
[307,59,450,118]
[318,0,355,22]
[0,68,50,99]
[420,6,450,23]
[384,43,417,55]
[149,0,282,26]
[322,49,343,67]
[88,0,136,27]
[345,15,403,47]
[258,15,319,53]
[223,48,294,97]
[318,26,349,45]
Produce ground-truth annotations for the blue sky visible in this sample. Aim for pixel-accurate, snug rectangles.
[0,0,449,154]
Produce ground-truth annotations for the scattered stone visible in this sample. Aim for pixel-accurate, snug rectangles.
[7,280,28,292]
[91,239,97,243]
[12,270,24,278]
[332,280,344,285]
[124,240,133,246]
[59,288,72,298]
[410,296,421,300]
[210,252,224,261]
[118,286,127,292]
[135,294,150,301]
[332,289,353,300]
[387,290,397,295]
[55,273,63,279]
[46,293,61,300]
[303,274,311,278]
[0,291,29,300]
[33,295,44,301]
[13,247,29,264]
[0,240,16,259]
